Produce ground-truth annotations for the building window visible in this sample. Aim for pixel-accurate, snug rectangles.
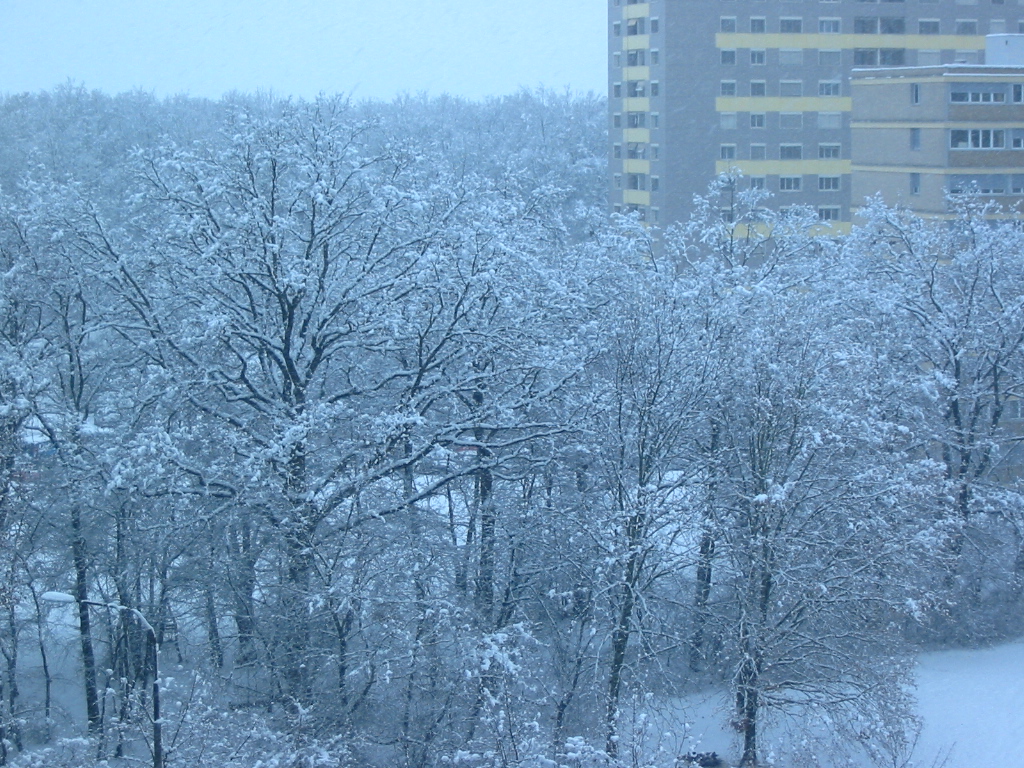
[627,173,647,190]
[855,17,879,34]
[627,50,646,66]
[991,19,1007,34]
[751,49,766,65]
[750,177,766,190]
[721,144,737,160]
[721,16,737,32]
[818,206,841,221]
[880,17,906,34]
[613,83,622,98]
[651,176,660,191]
[819,18,841,33]
[819,50,842,66]
[650,18,660,34]
[626,18,646,35]
[751,80,767,96]
[780,143,803,159]
[951,88,1006,103]
[613,144,622,159]
[650,81,660,97]
[627,112,647,128]
[819,81,841,96]
[955,19,978,35]
[751,17,767,33]
[780,80,803,96]
[722,49,737,65]
[779,48,803,65]
[818,112,842,129]
[911,83,921,104]
[919,19,940,34]
[780,176,803,191]
[721,112,738,129]
[627,142,647,159]
[614,174,622,189]
[880,49,906,65]
[650,145,660,160]
[721,81,737,96]
[750,143,767,159]
[613,52,622,68]
[950,129,1006,148]
[750,112,766,128]
[650,113,660,128]
[854,49,879,66]
[910,173,921,195]
[819,143,841,158]
[911,127,922,150]
[780,17,803,33]
[612,22,622,36]
[613,113,622,128]
[780,112,803,129]
[627,80,646,97]
[650,50,660,65]
[819,176,841,191]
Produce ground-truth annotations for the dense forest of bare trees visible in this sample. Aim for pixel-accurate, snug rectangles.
[1,87,1024,768]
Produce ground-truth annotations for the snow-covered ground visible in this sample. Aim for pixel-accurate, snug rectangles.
[656,640,1024,767]
[915,640,1024,767]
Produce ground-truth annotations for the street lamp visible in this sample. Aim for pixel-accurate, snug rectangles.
[42,591,163,768]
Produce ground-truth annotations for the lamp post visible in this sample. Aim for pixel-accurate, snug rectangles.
[42,591,163,768]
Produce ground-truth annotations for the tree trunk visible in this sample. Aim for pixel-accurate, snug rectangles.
[70,506,101,733]
[605,546,640,759]
[5,598,20,754]
[690,528,716,671]
[692,420,720,671]
[474,461,495,617]
[227,517,258,664]
[204,577,224,669]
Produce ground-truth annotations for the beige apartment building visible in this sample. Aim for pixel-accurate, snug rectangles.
[852,36,1024,217]
[609,0,1022,230]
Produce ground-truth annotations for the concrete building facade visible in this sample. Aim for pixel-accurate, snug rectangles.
[609,0,1023,229]
[852,44,1024,217]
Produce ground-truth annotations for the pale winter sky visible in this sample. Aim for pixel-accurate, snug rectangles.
[0,0,606,101]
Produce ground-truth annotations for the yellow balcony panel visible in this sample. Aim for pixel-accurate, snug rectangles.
[854,76,1024,86]
[853,164,1024,175]
[623,159,651,174]
[624,97,650,112]
[730,221,852,238]
[625,35,650,51]
[717,97,852,112]
[623,66,650,81]
[716,159,852,175]
[852,121,1024,130]
[717,33,984,50]
[623,128,650,143]
[623,190,651,206]
[623,3,649,19]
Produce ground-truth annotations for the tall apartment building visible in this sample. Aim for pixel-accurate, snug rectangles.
[852,36,1024,217]
[608,0,1020,230]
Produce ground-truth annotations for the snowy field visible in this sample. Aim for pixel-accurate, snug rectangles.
[658,640,1024,767]
[914,640,1024,767]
